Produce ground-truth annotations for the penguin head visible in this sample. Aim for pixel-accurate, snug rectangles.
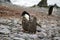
[21,11,30,20]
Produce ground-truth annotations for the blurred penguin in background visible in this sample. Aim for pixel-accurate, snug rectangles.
[48,5,54,15]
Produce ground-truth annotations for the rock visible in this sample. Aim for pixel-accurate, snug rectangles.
[13,33,39,40]
[37,32,47,39]
[28,34,39,40]
[2,37,12,40]
[37,26,41,32]
[9,18,20,26]
[0,18,7,24]
[0,24,10,29]
[37,0,47,7]
[8,33,15,38]
[6,19,11,23]
[53,37,60,40]
[28,34,38,38]
[0,0,11,3]
[0,25,10,34]
[13,37,25,40]
[0,29,10,34]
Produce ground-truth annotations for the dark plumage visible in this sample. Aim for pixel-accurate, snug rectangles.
[21,11,30,16]
[21,11,41,34]
[48,6,54,15]
[22,16,29,31]
[28,16,37,33]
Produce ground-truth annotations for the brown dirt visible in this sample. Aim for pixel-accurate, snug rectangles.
[0,5,60,21]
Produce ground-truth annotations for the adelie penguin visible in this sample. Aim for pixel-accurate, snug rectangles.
[21,11,41,34]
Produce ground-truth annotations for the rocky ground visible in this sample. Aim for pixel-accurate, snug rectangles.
[0,4,60,40]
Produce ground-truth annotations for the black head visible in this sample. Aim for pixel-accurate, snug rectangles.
[21,11,30,16]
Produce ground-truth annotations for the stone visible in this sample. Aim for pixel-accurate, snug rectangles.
[0,25,10,34]
[53,37,60,40]
[0,27,10,34]
[13,37,25,40]
[37,0,47,7]
[0,0,11,3]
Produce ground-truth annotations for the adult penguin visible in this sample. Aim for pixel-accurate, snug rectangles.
[48,5,54,15]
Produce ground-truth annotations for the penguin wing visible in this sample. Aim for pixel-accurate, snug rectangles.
[36,23,41,27]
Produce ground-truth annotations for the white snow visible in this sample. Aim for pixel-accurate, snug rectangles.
[10,0,60,7]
